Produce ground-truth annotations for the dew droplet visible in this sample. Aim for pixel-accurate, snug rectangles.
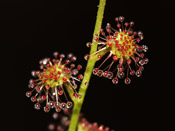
[66,101,73,108]
[144,58,149,64]
[48,123,55,131]
[43,58,48,65]
[31,96,36,102]
[84,54,90,60]
[57,125,63,131]
[84,82,88,86]
[139,53,144,58]
[136,70,142,77]
[138,31,143,37]
[58,89,63,95]
[54,102,61,112]
[26,91,32,97]
[53,52,59,58]
[72,69,78,75]
[117,72,125,79]
[115,17,119,22]
[130,21,134,26]
[107,72,113,79]
[29,79,34,84]
[52,112,59,119]
[60,54,65,59]
[139,59,145,65]
[70,64,75,68]
[86,42,92,47]
[78,74,83,80]
[112,77,118,84]
[61,102,66,109]
[49,101,55,108]
[103,71,108,77]
[34,103,41,110]
[104,127,110,131]
[137,47,143,52]
[117,64,123,72]
[113,55,118,61]
[97,55,102,59]
[44,105,50,112]
[97,70,103,77]
[67,53,73,59]
[124,78,131,84]
[71,56,77,61]
[130,70,135,76]
[31,71,36,77]
[77,65,82,70]
[139,66,144,71]
[55,105,61,112]
[142,45,148,52]
[93,68,98,75]
[119,16,124,22]
[98,125,104,131]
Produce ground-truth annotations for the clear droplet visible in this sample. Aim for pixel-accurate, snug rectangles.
[117,72,125,79]
[86,42,92,47]
[71,56,77,61]
[119,16,124,22]
[93,68,98,75]
[52,112,59,119]
[84,54,90,60]
[97,70,103,77]
[137,47,143,52]
[48,123,55,131]
[26,91,32,97]
[61,102,66,109]
[139,59,145,65]
[103,71,108,77]
[31,96,36,102]
[107,72,113,79]
[143,45,148,52]
[139,66,144,71]
[55,105,61,112]
[144,58,149,64]
[112,77,118,84]
[66,101,73,108]
[67,53,73,59]
[84,82,88,86]
[124,78,131,84]
[72,69,78,75]
[136,70,142,77]
[60,54,65,59]
[58,89,63,95]
[57,125,63,131]
[137,31,143,37]
[31,71,36,77]
[53,52,59,58]
[49,101,55,108]
[29,79,35,84]
[44,105,50,112]
[43,58,48,65]
[130,70,135,76]
[34,103,41,110]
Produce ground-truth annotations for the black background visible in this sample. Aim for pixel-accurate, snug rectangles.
[9,0,174,131]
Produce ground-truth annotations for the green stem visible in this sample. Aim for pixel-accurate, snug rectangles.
[68,0,106,131]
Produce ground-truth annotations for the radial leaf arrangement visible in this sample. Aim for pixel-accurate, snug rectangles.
[85,16,149,84]
[26,52,83,112]
[48,111,111,131]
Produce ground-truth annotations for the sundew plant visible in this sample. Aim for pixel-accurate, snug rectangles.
[25,0,149,130]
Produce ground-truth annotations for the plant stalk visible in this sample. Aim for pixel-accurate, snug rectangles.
[68,0,106,130]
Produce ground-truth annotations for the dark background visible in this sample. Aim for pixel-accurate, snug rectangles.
[9,0,174,131]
